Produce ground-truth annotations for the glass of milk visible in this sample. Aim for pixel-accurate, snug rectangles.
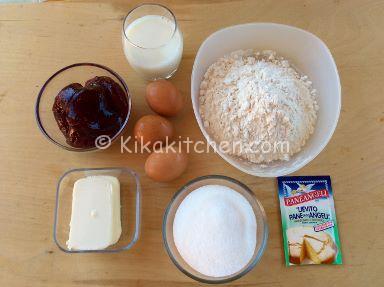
[122,4,183,80]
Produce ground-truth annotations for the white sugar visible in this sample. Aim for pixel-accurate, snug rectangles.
[173,185,257,277]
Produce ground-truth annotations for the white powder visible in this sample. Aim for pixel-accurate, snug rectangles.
[199,50,318,163]
[173,185,257,277]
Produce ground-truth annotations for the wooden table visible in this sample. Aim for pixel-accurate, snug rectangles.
[1,0,383,286]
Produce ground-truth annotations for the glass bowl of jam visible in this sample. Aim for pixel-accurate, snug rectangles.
[35,63,131,151]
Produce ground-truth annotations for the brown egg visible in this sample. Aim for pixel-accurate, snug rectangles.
[145,148,188,182]
[146,80,184,117]
[133,115,174,146]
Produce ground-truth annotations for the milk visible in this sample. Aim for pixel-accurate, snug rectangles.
[123,15,183,80]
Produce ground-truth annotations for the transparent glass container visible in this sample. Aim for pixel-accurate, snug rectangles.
[35,63,131,152]
[162,175,268,284]
[122,3,183,80]
[54,167,141,253]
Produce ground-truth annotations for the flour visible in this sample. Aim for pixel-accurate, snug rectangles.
[199,50,318,163]
[173,185,257,277]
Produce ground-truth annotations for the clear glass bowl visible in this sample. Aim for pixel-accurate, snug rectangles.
[54,167,141,253]
[162,175,268,284]
[35,63,132,152]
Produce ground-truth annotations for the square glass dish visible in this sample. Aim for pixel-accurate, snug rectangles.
[54,167,141,253]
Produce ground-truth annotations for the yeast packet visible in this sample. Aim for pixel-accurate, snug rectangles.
[277,176,342,266]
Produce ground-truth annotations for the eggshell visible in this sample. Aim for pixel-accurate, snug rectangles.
[146,80,184,117]
[145,148,188,182]
[133,115,174,147]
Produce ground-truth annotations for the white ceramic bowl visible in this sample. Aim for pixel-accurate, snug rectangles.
[191,23,341,177]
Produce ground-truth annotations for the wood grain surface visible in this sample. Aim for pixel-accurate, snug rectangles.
[0,0,383,286]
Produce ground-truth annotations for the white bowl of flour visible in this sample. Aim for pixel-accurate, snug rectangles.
[191,23,341,177]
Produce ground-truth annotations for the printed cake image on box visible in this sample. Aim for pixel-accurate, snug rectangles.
[277,176,342,266]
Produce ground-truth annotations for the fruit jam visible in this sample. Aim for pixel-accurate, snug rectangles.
[52,76,129,148]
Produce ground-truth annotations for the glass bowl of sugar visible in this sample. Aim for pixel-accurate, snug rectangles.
[162,175,268,284]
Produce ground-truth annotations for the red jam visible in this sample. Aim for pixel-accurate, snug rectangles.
[52,76,129,148]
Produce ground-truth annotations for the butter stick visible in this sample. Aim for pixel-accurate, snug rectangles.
[67,175,122,250]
